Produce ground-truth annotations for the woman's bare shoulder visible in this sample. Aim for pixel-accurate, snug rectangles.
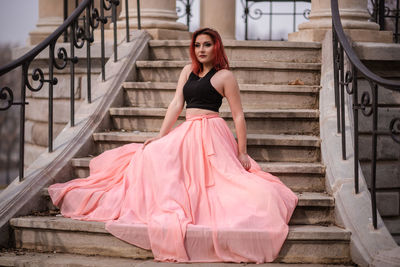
[216,69,235,80]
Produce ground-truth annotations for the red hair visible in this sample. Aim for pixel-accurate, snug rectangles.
[189,28,229,75]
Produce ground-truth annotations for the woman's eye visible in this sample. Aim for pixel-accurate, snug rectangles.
[205,43,212,47]
[194,44,200,48]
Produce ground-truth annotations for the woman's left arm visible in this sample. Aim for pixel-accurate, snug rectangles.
[222,71,251,170]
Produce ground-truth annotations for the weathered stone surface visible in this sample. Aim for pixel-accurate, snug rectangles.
[123,82,320,109]
[25,121,65,147]
[10,216,351,264]
[149,40,321,63]
[24,143,46,168]
[26,75,81,99]
[92,132,321,162]
[25,98,83,124]
[376,192,400,216]
[361,161,400,189]
[359,135,400,160]
[0,250,356,267]
[109,107,320,135]
[383,217,400,234]
[134,60,321,85]
[358,107,400,133]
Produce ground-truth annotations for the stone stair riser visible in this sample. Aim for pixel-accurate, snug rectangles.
[42,199,333,226]
[12,228,349,264]
[124,89,319,110]
[136,68,321,85]
[247,146,320,163]
[111,116,320,135]
[71,167,325,193]
[94,142,320,163]
[150,47,321,63]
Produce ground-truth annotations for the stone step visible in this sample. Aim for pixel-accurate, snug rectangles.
[123,82,320,110]
[71,158,326,192]
[41,187,333,225]
[92,132,321,163]
[10,216,351,264]
[149,40,321,63]
[109,107,320,135]
[0,251,354,267]
[134,61,321,85]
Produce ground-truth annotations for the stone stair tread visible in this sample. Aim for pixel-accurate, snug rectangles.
[136,60,321,70]
[41,187,331,207]
[93,131,321,147]
[149,39,322,49]
[0,251,352,267]
[123,81,321,93]
[71,157,325,174]
[10,216,349,240]
[259,162,325,174]
[109,107,320,118]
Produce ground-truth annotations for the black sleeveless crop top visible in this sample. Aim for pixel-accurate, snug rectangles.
[183,68,223,112]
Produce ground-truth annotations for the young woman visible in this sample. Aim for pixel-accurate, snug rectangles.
[49,28,298,263]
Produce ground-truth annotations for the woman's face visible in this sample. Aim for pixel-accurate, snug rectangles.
[194,34,214,66]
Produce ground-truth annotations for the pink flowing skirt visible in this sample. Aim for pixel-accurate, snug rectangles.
[48,114,298,263]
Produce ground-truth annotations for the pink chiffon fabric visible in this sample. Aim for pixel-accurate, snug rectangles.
[48,114,298,263]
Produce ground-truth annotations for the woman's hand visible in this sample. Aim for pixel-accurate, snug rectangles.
[143,135,161,148]
[238,152,251,171]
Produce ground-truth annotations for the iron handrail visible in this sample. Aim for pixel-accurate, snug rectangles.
[0,0,90,76]
[0,0,140,182]
[331,0,400,230]
[331,0,400,91]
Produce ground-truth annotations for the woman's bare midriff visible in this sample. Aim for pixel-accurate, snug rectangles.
[185,108,218,118]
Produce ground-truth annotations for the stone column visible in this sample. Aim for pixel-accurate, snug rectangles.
[200,0,236,39]
[117,0,190,40]
[289,0,393,43]
[28,0,64,45]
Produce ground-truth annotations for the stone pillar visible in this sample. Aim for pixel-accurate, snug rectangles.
[117,0,190,40]
[200,0,236,39]
[289,0,393,43]
[28,0,64,45]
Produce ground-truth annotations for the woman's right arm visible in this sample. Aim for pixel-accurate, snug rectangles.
[143,64,191,147]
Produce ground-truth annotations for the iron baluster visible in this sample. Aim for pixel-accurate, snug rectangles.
[371,82,378,229]
[112,1,118,62]
[395,0,399,43]
[137,0,141,30]
[19,64,27,181]
[352,66,359,194]
[125,0,130,42]
[269,1,273,40]
[86,3,92,103]
[379,0,385,30]
[245,0,249,40]
[70,22,76,126]
[48,42,56,153]
[293,0,297,32]
[64,0,68,42]
[100,2,106,81]
[339,43,346,160]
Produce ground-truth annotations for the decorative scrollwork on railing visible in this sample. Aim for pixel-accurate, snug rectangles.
[54,47,69,70]
[73,20,86,49]
[390,117,400,144]
[360,87,373,117]
[303,9,311,19]
[0,87,14,111]
[344,70,354,94]
[176,0,195,29]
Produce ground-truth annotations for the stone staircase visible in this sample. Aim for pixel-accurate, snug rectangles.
[2,40,353,266]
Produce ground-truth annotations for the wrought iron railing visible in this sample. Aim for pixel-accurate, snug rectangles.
[331,0,400,229]
[176,0,195,30]
[0,0,140,182]
[241,0,311,40]
[369,0,400,43]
